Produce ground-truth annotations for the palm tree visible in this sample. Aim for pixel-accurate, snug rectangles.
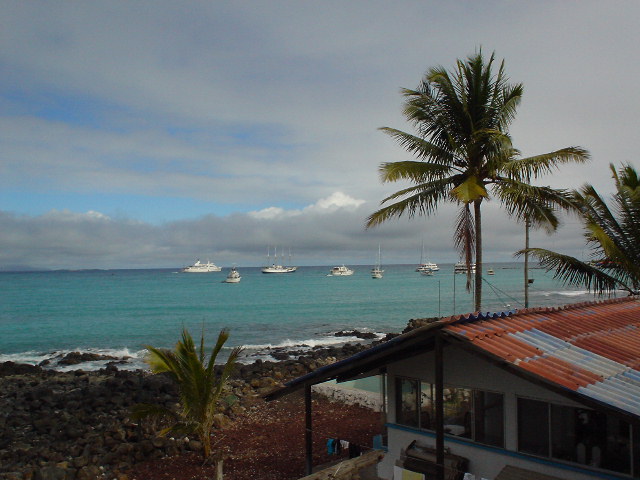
[132,327,242,460]
[366,50,589,311]
[521,163,640,295]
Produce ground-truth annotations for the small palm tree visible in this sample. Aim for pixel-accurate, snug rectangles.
[132,327,242,460]
[522,163,640,295]
[366,50,589,311]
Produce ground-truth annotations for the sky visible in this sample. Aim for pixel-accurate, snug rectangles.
[1,1,639,270]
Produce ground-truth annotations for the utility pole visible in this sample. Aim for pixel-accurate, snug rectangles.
[524,217,530,308]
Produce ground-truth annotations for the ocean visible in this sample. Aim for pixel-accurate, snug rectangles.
[0,263,615,371]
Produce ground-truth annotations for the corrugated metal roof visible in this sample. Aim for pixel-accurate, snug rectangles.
[444,297,640,417]
[266,296,640,421]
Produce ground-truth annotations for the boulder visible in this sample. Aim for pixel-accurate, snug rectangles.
[57,352,117,366]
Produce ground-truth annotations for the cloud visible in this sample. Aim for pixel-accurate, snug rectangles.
[249,192,365,220]
[0,196,588,271]
[43,209,113,222]
[309,192,365,212]
[0,1,638,269]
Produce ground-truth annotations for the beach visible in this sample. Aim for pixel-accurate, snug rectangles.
[0,339,384,480]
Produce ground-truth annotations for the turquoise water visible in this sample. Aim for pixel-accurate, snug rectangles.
[0,264,613,369]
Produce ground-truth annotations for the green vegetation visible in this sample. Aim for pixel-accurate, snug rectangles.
[367,50,589,311]
[522,163,640,294]
[132,328,242,460]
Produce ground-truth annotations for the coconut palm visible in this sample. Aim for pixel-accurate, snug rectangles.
[132,328,242,460]
[521,163,640,295]
[366,50,589,311]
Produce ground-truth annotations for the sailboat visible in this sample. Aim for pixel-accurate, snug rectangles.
[416,239,439,272]
[261,247,297,273]
[371,245,384,279]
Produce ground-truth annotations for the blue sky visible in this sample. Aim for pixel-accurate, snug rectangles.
[1,1,639,269]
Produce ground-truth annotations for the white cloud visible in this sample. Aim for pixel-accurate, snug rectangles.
[43,209,112,222]
[248,206,289,220]
[249,192,365,220]
[306,192,365,212]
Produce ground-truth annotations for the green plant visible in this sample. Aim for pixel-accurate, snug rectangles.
[132,327,242,460]
[521,163,640,295]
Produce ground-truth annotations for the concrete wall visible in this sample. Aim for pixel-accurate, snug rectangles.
[378,344,625,480]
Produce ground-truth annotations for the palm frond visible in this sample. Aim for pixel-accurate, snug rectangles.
[379,127,457,165]
[378,160,453,184]
[517,248,628,293]
[491,180,579,232]
[365,177,455,228]
[501,147,590,180]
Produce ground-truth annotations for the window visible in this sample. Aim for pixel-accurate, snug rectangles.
[396,377,419,427]
[518,398,634,476]
[474,390,504,447]
[443,387,472,439]
[420,381,434,430]
[394,377,504,447]
[518,398,549,456]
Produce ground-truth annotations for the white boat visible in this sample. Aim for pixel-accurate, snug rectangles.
[224,267,241,283]
[420,268,434,276]
[454,261,476,274]
[261,247,297,274]
[416,240,439,272]
[329,265,354,276]
[417,262,439,273]
[182,259,222,273]
[487,268,495,275]
[262,265,297,273]
[371,245,384,279]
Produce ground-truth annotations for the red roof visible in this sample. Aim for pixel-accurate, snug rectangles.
[444,297,640,416]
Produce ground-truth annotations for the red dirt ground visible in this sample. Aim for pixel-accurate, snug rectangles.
[125,392,382,480]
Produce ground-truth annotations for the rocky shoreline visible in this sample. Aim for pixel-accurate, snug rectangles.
[0,331,397,480]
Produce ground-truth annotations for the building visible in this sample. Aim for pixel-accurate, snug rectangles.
[266,297,640,480]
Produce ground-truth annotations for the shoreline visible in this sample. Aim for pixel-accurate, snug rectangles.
[0,330,387,373]
[0,332,393,479]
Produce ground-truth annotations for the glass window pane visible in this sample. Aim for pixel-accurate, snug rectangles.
[550,405,578,462]
[420,382,434,430]
[474,390,504,447]
[443,387,472,438]
[551,406,630,474]
[518,398,549,456]
[395,377,419,427]
[601,415,630,474]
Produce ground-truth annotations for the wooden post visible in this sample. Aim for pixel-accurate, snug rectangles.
[435,332,444,480]
[215,459,223,480]
[305,384,313,475]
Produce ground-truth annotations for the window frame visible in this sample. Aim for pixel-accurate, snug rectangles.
[516,395,636,477]
[394,375,505,448]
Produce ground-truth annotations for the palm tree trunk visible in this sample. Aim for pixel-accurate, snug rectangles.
[201,430,211,460]
[474,200,482,312]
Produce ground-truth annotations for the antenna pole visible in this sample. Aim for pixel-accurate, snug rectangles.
[524,217,530,308]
